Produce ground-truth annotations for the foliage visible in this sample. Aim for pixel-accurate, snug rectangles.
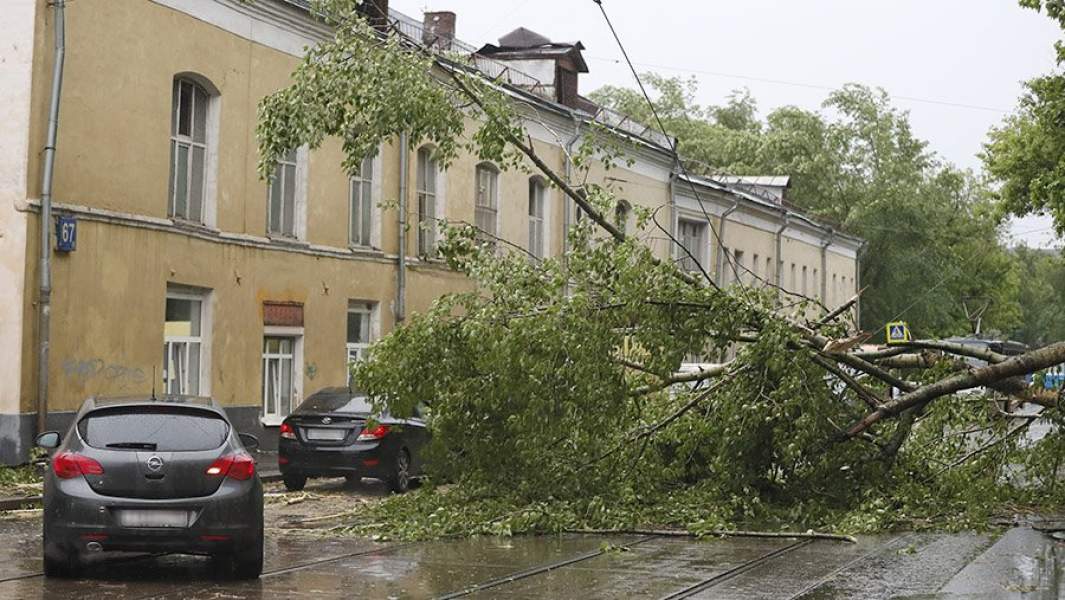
[983,2,1065,235]
[591,79,1020,339]
[1008,246,1065,346]
[259,1,1063,541]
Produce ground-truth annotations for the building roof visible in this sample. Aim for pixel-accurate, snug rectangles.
[716,175,791,188]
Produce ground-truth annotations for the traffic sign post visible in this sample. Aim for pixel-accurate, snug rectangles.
[886,321,911,345]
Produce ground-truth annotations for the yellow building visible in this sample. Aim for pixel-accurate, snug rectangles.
[0,0,861,463]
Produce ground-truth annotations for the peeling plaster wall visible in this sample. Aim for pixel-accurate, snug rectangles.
[0,1,37,427]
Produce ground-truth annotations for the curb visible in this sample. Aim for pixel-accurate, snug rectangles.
[0,495,42,510]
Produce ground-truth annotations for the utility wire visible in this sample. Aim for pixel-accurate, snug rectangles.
[585,56,1010,114]
[591,0,758,300]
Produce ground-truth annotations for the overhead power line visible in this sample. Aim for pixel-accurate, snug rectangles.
[585,55,1011,114]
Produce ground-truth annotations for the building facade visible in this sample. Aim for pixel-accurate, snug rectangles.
[0,0,861,463]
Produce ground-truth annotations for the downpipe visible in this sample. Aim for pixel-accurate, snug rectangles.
[562,115,583,257]
[715,199,739,284]
[820,227,834,304]
[775,212,792,292]
[396,132,408,323]
[38,0,66,435]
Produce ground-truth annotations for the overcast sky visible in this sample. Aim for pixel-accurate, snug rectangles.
[393,0,1063,248]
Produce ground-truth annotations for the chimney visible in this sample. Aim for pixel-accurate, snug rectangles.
[358,0,390,33]
[422,11,456,51]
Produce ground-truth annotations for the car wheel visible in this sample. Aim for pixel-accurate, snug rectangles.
[282,473,306,491]
[389,449,411,493]
[42,532,78,578]
[230,522,264,579]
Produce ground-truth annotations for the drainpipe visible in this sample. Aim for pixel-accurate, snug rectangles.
[37,0,66,435]
[820,227,835,304]
[396,133,408,323]
[774,210,789,290]
[562,115,583,257]
[715,198,740,284]
[855,239,867,328]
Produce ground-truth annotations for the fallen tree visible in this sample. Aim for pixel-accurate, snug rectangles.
[257,1,1065,538]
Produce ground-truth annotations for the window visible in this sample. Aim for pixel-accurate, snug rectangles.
[802,266,809,296]
[262,335,298,422]
[346,301,376,383]
[350,153,375,247]
[267,149,300,237]
[475,164,499,244]
[752,254,760,281]
[79,407,228,452]
[733,249,745,285]
[832,273,838,303]
[528,178,546,258]
[790,263,797,292]
[416,148,438,256]
[677,219,706,273]
[163,290,208,396]
[813,268,819,298]
[168,78,210,223]
[765,257,773,284]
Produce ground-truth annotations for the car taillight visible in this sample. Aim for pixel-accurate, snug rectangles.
[357,424,390,441]
[52,452,104,479]
[205,453,256,481]
[279,422,296,440]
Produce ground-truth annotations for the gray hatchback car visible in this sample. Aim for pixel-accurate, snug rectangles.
[36,395,264,578]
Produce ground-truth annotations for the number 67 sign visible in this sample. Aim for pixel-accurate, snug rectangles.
[55,215,77,252]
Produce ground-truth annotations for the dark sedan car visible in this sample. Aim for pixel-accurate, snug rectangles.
[278,387,428,493]
[36,395,264,578]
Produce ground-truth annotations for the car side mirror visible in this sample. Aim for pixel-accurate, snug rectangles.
[35,431,61,449]
[238,433,260,452]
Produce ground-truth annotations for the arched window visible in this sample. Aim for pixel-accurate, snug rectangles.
[475,163,499,244]
[416,147,438,256]
[528,177,546,258]
[169,76,215,224]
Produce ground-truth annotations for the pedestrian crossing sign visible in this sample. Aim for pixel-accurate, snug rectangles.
[886,321,911,345]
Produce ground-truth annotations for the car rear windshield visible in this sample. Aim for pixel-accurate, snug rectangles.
[297,394,375,414]
[78,406,229,452]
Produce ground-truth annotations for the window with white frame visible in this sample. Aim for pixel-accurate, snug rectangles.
[262,335,298,422]
[528,178,546,258]
[733,249,746,285]
[267,149,299,238]
[416,147,438,256]
[677,219,706,273]
[163,289,209,396]
[168,78,211,223]
[346,301,376,383]
[475,163,499,244]
[349,153,375,247]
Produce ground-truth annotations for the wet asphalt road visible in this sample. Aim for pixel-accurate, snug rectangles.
[0,505,1061,598]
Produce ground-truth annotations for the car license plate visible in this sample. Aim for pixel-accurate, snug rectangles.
[115,509,192,528]
[305,428,346,441]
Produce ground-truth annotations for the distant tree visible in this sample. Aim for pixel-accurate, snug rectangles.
[592,80,1020,338]
[983,1,1065,234]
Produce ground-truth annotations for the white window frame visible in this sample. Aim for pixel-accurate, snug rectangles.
[475,163,500,245]
[416,147,442,257]
[163,287,212,397]
[349,149,382,249]
[528,177,547,259]
[168,76,219,227]
[677,218,707,274]
[267,146,308,240]
[261,326,304,426]
[345,301,379,384]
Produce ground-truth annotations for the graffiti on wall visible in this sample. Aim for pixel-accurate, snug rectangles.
[62,358,147,391]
